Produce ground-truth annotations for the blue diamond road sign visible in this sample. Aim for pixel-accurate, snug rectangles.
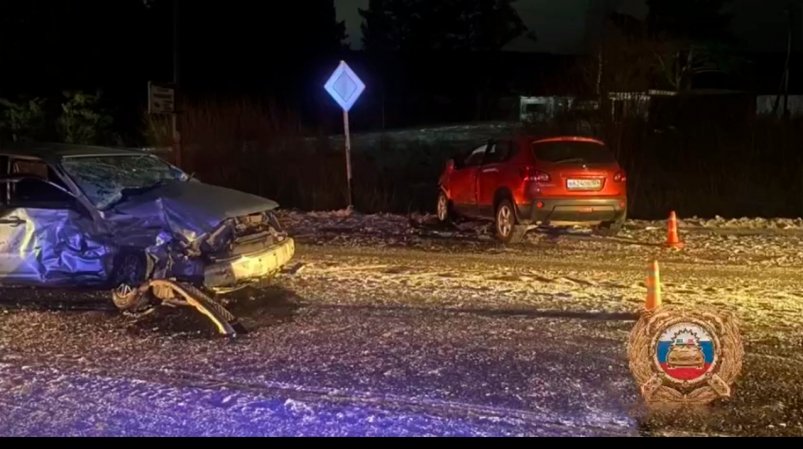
[324,61,365,112]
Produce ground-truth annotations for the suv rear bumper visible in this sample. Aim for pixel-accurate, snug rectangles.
[517,198,626,224]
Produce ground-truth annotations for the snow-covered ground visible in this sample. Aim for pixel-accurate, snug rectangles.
[278,209,803,268]
[275,210,803,336]
[1,210,802,436]
[277,210,803,436]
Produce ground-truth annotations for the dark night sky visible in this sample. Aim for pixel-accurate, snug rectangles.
[0,0,800,134]
[335,0,802,54]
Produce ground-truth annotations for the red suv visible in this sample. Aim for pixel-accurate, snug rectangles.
[437,136,627,243]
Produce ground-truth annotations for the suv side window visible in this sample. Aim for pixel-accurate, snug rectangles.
[484,140,514,164]
[463,144,487,167]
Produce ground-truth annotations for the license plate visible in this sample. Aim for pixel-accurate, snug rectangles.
[567,179,602,191]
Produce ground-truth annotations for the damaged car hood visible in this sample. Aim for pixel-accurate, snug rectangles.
[107,180,279,244]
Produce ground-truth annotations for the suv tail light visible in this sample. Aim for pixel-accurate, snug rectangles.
[613,171,627,183]
[520,166,550,183]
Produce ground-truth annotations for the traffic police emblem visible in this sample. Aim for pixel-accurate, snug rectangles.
[628,307,744,406]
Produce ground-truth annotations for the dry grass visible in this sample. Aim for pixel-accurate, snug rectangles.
[607,115,803,219]
[143,97,803,218]
[147,98,402,212]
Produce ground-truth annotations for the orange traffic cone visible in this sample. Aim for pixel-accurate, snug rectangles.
[665,211,684,250]
[645,260,662,312]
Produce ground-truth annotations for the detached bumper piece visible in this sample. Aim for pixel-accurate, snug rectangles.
[148,279,246,337]
[136,237,295,337]
[204,238,296,289]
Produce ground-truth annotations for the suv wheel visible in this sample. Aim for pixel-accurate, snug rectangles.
[597,210,627,237]
[436,191,451,223]
[495,199,524,243]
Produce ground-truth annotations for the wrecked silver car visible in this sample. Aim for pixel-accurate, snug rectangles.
[0,143,295,331]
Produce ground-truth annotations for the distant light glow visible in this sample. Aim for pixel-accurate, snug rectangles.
[324,61,365,112]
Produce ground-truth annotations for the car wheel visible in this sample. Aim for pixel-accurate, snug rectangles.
[495,198,524,244]
[436,191,451,223]
[597,210,627,237]
[111,251,152,311]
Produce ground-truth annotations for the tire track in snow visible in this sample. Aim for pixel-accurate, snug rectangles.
[0,356,638,436]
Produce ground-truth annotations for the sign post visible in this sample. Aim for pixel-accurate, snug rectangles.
[148,81,181,167]
[343,109,353,208]
[324,61,365,210]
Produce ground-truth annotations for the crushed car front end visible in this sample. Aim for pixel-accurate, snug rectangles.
[55,151,296,294]
[104,182,298,294]
[200,211,295,290]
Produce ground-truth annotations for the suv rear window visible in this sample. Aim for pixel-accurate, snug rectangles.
[532,141,616,164]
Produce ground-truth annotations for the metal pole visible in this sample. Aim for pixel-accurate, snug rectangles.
[783,6,792,119]
[172,112,181,167]
[173,0,179,85]
[343,109,353,210]
[172,0,182,167]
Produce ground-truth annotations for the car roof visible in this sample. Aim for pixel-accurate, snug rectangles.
[529,136,606,145]
[0,142,148,161]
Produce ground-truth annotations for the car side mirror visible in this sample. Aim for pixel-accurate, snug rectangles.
[445,159,455,172]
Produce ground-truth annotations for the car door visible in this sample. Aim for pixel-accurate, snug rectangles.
[476,140,514,217]
[0,156,108,286]
[449,144,487,215]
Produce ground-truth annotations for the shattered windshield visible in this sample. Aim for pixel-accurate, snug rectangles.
[61,154,187,209]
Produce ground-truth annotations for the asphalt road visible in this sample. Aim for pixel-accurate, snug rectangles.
[1,217,802,436]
